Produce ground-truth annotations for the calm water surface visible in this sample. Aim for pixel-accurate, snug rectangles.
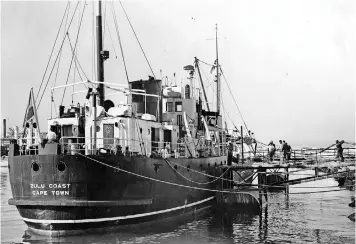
[1,158,355,244]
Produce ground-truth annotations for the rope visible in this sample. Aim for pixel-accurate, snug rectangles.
[220,67,249,133]
[119,1,156,78]
[37,2,80,109]
[104,13,118,59]
[67,35,89,81]
[111,0,130,84]
[165,159,234,185]
[77,153,353,195]
[161,159,354,189]
[197,59,215,67]
[61,2,87,105]
[164,158,252,185]
[36,1,70,103]
[76,152,256,194]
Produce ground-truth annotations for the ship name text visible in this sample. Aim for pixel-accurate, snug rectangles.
[30,184,71,196]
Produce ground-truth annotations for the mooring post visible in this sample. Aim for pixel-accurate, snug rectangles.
[258,168,262,204]
[285,167,289,195]
[263,168,268,202]
[241,126,244,164]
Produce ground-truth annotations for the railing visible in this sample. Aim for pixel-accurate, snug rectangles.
[248,147,356,164]
[57,137,229,158]
[17,137,42,155]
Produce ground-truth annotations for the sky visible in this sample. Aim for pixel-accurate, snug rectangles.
[1,0,355,147]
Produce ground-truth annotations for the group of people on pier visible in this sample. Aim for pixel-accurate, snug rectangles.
[267,140,292,162]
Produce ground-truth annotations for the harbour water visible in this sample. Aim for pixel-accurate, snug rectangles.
[1,158,355,244]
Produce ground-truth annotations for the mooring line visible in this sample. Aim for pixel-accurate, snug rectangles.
[76,153,353,193]
[165,160,351,188]
[164,159,232,185]
[164,159,255,185]
[76,152,257,194]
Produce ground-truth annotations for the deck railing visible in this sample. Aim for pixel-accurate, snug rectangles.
[57,136,229,158]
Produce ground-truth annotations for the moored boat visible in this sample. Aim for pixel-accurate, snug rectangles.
[8,1,254,236]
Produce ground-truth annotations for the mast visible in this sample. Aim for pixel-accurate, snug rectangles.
[194,57,210,111]
[96,0,109,106]
[215,24,220,116]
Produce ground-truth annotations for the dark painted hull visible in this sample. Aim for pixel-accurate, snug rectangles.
[8,153,244,236]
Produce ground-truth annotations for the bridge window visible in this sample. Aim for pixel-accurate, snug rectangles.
[166,102,173,112]
[175,102,182,112]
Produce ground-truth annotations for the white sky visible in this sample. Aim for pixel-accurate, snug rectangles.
[1,0,355,147]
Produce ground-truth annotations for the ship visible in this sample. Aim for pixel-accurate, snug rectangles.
[7,1,255,236]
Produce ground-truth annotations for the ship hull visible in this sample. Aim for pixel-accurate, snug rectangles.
[8,152,244,236]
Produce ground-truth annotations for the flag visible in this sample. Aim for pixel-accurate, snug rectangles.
[22,88,41,142]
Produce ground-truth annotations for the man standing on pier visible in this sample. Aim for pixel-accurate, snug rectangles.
[277,140,283,163]
[282,140,287,161]
[336,140,344,162]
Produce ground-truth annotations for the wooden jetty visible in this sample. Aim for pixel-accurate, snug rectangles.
[216,159,355,212]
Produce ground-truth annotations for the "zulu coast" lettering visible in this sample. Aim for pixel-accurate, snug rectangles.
[30,183,71,196]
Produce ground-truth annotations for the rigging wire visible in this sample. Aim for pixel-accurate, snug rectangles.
[67,35,90,81]
[103,0,107,37]
[220,67,249,133]
[61,1,87,105]
[51,3,71,118]
[119,0,156,78]
[105,14,118,58]
[111,0,130,84]
[198,59,215,67]
[36,1,80,109]
[35,1,70,103]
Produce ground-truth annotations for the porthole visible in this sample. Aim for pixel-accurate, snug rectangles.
[200,164,203,170]
[174,165,178,170]
[220,161,223,166]
[187,165,191,172]
[215,162,217,167]
[114,122,119,127]
[31,162,40,172]
[57,161,66,172]
[208,163,210,168]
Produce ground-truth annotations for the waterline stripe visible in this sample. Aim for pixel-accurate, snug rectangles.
[22,196,215,224]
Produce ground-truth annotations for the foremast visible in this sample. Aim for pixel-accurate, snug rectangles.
[96,0,109,106]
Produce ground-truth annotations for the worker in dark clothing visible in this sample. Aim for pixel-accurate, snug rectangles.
[286,143,292,160]
[336,140,344,162]
[227,142,233,165]
[268,141,276,162]
[282,140,287,160]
